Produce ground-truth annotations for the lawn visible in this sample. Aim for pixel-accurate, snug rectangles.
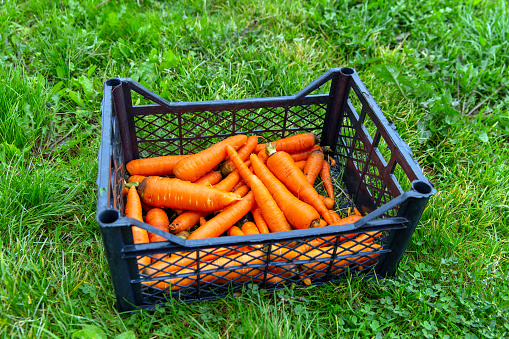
[1,0,508,337]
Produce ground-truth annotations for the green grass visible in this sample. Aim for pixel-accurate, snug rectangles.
[1,0,508,337]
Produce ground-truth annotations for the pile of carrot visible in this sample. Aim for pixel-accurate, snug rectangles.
[123,132,380,291]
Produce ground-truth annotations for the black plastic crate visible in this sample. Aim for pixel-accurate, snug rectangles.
[96,67,435,311]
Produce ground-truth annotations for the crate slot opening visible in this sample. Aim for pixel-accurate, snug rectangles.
[340,67,355,75]
[106,78,121,87]
[412,180,433,194]
[98,209,120,224]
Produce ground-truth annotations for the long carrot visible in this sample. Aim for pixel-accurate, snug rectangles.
[327,155,337,167]
[125,186,151,269]
[323,197,335,210]
[225,145,255,187]
[288,145,322,162]
[145,208,170,243]
[232,179,246,191]
[303,149,324,185]
[321,160,334,202]
[128,175,146,183]
[126,155,189,176]
[255,132,318,153]
[336,215,363,225]
[295,160,307,171]
[138,176,241,211]
[257,149,269,162]
[173,134,248,182]
[125,186,149,243]
[251,205,270,234]
[220,135,258,176]
[187,192,256,240]
[217,170,241,190]
[194,171,223,185]
[227,226,245,236]
[168,170,243,234]
[241,221,260,235]
[265,144,333,225]
[329,210,341,224]
[169,210,208,234]
[233,185,250,198]
[144,208,170,261]
[250,153,320,229]
[248,175,291,233]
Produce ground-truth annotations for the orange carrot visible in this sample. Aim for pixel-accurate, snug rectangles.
[327,155,336,167]
[125,186,148,243]
[250,153,320,229]
[233,185,250,198]
[187,192,256,240]
[241,221,260,235]
[125,186,150,269]
[126,155,189,176]
[168,170,243,234]
[295,160,307,171]
[336,215,363,225]
[288,145,322,162]
[145,208,170,243]
[194,171,223,185]
[251,205,270,234]
[173,134,247,182]
[199,217,207,226]
[225,145,255,187]
[215,168,242,192]
[220,135,258,176]
[232,179,246,191]
[138,176,241,211]
[323,197,335,210]
[255,132,318,153]
[248,175,292,233]
[265,144,333,225]
[321,160,334,202]
[227,226,245,236]
[303,149,324,185]
[257,149,269,162]
[329,210,341,224]
[169,210,206,233]
[353,207,362,216]
[128,175,146,183]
